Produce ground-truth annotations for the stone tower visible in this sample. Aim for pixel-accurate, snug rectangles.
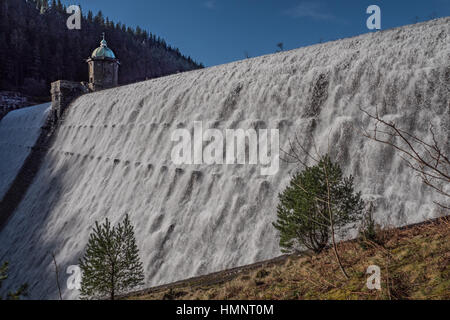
[87,34,120,91]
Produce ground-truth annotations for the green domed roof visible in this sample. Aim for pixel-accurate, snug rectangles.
[91,37,116,59]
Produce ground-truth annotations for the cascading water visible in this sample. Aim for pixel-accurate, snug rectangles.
[0,18,448,299]
[0,103,51,200]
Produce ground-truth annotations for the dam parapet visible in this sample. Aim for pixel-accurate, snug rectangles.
[50,80,89,126]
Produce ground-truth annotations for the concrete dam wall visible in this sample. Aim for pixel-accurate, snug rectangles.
[0,18,448,299]
[0,103,51,200]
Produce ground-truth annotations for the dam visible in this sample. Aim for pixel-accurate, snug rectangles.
[0,18,448,299]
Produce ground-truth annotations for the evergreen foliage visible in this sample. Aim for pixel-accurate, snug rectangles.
[79,214,144,300]
[273,155,364,253]
[358,203,382,249]
[0,0,203,97]
[0,261,29,300]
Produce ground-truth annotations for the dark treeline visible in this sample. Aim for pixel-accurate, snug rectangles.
[0,0,204,97]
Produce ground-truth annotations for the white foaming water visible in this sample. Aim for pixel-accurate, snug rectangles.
[0,19,448,299]
[0,103,51,199]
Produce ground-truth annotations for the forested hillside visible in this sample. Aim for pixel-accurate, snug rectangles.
[0,0,203,98]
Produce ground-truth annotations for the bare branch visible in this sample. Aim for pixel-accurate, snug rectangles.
[360,106,449,211]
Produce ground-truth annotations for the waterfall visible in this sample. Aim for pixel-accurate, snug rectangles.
[0,18,448,299]
[0,103,51,200]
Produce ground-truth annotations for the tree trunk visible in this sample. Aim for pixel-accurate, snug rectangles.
[110,263,115,300]
[52,252,62,300]
[329,218,349,279]
[324,167,349,280]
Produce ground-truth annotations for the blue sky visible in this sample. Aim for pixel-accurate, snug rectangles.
[62,0,450,67]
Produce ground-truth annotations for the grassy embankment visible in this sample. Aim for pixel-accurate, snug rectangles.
[129,217,449,300]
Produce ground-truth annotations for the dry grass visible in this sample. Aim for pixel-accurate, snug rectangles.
[129,218,450,300]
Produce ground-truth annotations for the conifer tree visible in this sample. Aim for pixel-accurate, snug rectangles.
[0,0,203,98]
[273,155,364,254]
[0,261,28,300]
[56,0,63,12]
[40,0,48,14]
[79,214,144,300]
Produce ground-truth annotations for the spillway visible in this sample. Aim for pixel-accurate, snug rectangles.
[0,103,51,200]
[0,18,448,299]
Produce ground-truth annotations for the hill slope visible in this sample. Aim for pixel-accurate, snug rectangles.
[128,218,450,300]
[0,18,448,299]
